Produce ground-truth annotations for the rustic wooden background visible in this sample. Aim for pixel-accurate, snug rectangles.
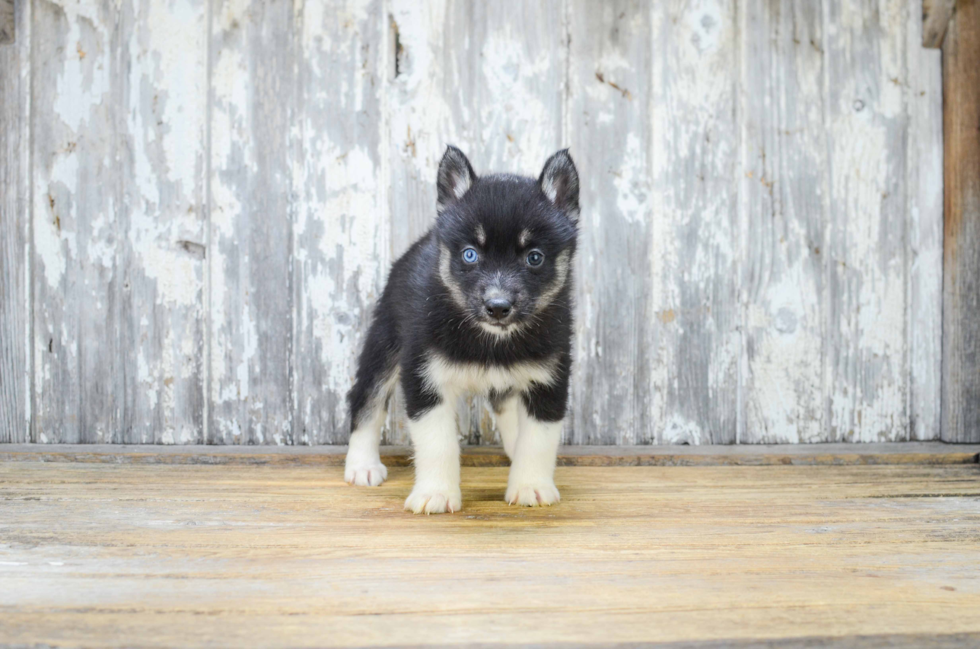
[0,0,960,445]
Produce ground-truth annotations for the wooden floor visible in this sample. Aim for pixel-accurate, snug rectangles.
[2,449,980,648]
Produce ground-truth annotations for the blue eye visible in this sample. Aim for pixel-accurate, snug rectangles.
[526,250,545,267]
[462,247,479,264]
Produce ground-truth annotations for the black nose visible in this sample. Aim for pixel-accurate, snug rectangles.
[484,298,512,320]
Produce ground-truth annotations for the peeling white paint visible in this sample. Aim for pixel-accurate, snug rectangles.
[613,133,651,226]
[661,414,703,446]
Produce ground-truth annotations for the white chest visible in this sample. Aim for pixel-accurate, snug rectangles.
[421,353,558,399]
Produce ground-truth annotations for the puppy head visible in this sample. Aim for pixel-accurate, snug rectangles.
[434,146,579,338]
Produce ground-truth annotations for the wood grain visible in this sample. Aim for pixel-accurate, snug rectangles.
[117,0,208,444]
[566,1,655,444]
[922,0,956,47]
[30,0,207,443]
[823,0,910,442]
[31,0,122,442]
[650,0,739,444]
[739,0,827,443]
[208,0,297,444]
[941,0,980,443]
[907,0,945,441]
[291,0,388,444]
[0,0,29,443]
[0,0,13,44]
[1,461,979,647]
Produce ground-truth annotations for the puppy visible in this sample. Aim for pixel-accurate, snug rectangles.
[344,146,579,514]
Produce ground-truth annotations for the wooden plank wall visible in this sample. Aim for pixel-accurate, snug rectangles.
[0,0,963,445]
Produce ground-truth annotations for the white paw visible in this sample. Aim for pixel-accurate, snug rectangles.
[505,481,560,507]
[404,486,462,514]
[344,458,388,487]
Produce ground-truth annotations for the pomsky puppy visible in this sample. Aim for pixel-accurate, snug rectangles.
[344,146,579,514]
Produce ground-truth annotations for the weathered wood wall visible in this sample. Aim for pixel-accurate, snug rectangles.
[0,0,961,445]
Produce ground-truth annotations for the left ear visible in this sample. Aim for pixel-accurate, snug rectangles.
[538,149,580,222]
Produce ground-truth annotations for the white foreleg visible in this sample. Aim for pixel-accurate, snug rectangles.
[404,400,463,514]
[495,395,520,459]
[344,404,388,487]
[505,403,562,506]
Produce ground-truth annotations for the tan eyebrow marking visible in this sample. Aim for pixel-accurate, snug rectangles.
[475,225,486,246]
[518,229,532,247]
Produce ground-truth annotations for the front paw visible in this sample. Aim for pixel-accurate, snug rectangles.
[404,486,462,514]
[344,458,388,487]
[506,481,560,507]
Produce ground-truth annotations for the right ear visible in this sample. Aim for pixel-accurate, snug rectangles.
[437,145,477,213]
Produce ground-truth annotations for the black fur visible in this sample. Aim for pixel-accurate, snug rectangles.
[347,146,579,428]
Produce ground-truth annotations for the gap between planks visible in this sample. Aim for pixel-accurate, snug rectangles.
[0,442,977,467]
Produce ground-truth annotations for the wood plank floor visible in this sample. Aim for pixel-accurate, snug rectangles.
[1,457,979,647]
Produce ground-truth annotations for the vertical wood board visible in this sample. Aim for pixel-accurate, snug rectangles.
[118,0,208,444]
[292,0,387,444]
[907,0,944,441]
[739,0,828,444]
[822,0,910,442]
[31,0,119,442]
[566,0,655,444]
[648,0,740,444]
[208,0,297,444]
[0,0,30,443]
[941,0,980,443]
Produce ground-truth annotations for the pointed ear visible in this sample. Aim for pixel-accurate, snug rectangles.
[539,149,579,222]
[437,145,477,213]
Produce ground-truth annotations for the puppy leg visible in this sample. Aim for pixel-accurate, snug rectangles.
[505,402,562,507]
[404,400,462,514]
[494,395,520,460]
[345,399,389,487]
[345,313,398,487]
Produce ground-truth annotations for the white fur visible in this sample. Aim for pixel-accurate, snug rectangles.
[495,395,520,459]
[404,400,462,514]
[475,225,486,246]
[452,170,472,199]
[422,352,559,400]
[541,175,558,203]
[403,353,560,513]
[505,403,562,506]
[344,369,398,487]
[345,418,388,487]
[477,321,521,337]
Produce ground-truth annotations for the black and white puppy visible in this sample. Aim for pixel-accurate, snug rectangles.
[344,146,579,514]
